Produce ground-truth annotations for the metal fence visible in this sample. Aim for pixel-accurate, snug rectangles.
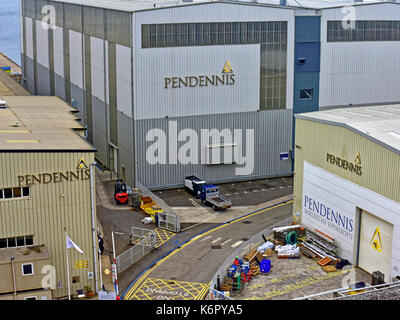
[207,216,292,300]
[334,281,400,300]
[115,227,156,274]
[136,181,181,233]
[209,288,233,300]
[292,280,400,300]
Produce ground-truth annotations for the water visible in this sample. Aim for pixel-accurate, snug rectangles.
[0,0,21,66]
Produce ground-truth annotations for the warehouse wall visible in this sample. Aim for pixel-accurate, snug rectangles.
[319,3,400,108]
[135,109,293,188]
[133,2,296,117]
[293,118,400,218]
[292,118,400,278]
[134,44,260,119]
[0,152,96,299]
[20,0,135,178]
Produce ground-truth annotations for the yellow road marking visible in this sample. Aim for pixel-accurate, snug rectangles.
[130,278,208,300]
[124,200,293,300]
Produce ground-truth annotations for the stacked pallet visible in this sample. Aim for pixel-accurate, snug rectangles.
[299,228,339,272]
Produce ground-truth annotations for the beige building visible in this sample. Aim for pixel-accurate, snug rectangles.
[293,104,400,284]
[0,95,97,299]
[0,244,52,300]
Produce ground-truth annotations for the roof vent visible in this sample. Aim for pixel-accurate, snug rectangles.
[280,0,287,6]
[0,100,7,109]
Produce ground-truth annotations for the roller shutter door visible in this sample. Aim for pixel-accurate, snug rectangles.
[358,210,393,282]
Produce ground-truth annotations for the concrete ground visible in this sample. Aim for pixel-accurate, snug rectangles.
[95,170,375,301]
[233,252,372,300]
[155,176,293,208]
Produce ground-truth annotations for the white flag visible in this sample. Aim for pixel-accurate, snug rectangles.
[66,235,84,254]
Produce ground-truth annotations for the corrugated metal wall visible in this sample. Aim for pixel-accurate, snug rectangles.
[0,151,96,299]
[319,3,400,108]
[134,109,293,189]
[293,118,400,220]
[20,0,134,173]
[292,16,321,155]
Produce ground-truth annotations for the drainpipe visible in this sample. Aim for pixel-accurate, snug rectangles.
[11,256,17,300]
[90,162,98,294]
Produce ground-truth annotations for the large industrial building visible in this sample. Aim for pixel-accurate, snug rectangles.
[0,93,97,299]
[19,0,400,189]
[293,104,400,284]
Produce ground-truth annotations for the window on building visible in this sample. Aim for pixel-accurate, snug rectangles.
[24,296,37,300]
[4,188,12,199]
[0,186,30,200]
[327,20,400,42]
[12,187,21,198]
[0,235,34,248]
[7,237,16,247]
[25,236,33,246]
[142,21,287,48]
[22,187,30,197]
[22,263,34,276]
[300,89,314,100]
[16,237,25,247]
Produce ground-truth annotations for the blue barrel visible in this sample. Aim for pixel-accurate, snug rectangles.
[260,259,271,274]
[227,265,237,277]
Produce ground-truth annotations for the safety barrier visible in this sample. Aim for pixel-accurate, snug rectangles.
[115,227,156,274]
[137,181,181,233]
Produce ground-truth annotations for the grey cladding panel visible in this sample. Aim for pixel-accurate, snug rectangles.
[134,110,293,188]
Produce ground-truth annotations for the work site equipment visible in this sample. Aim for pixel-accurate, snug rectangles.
[140,196,164,223]
[184,175,206,198]
[114,179,128,205]
[200,185,231,210]
[136,182,181,233]
[184,175,231,210]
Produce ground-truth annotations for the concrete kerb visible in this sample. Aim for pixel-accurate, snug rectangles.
[121,198,294,300]
[207,215,293,300]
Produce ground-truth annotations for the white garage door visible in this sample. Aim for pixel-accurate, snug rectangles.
[358,210,393,282]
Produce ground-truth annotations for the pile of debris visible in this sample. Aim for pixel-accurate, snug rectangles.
[298,228,343,272]
[217,224,306,296]
[218,250,273,297]
[216,224,352,297]
[272,224,305,258]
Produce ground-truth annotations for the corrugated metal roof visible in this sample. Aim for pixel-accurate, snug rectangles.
[47,0,399,12]
[295,104,400,154]
[0,96,95,152]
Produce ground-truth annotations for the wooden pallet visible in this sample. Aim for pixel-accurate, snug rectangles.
[318,257,333,266]
[322,265,337,273]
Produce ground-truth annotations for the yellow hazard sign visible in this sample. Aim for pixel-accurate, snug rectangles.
[74,260,89,269]
[355,153,361,165]
[222,61,233,73]
[370,227,383,252]
[76,158,88,169]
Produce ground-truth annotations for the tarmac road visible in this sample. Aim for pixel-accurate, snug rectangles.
[122,198,293,300]
[95,169,294,299]
[155,176,293,207]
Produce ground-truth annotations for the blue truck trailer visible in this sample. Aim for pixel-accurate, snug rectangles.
[184,176,231,210]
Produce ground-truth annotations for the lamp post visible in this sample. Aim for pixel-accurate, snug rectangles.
[89,162,98,294]
[112,231,124,299]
